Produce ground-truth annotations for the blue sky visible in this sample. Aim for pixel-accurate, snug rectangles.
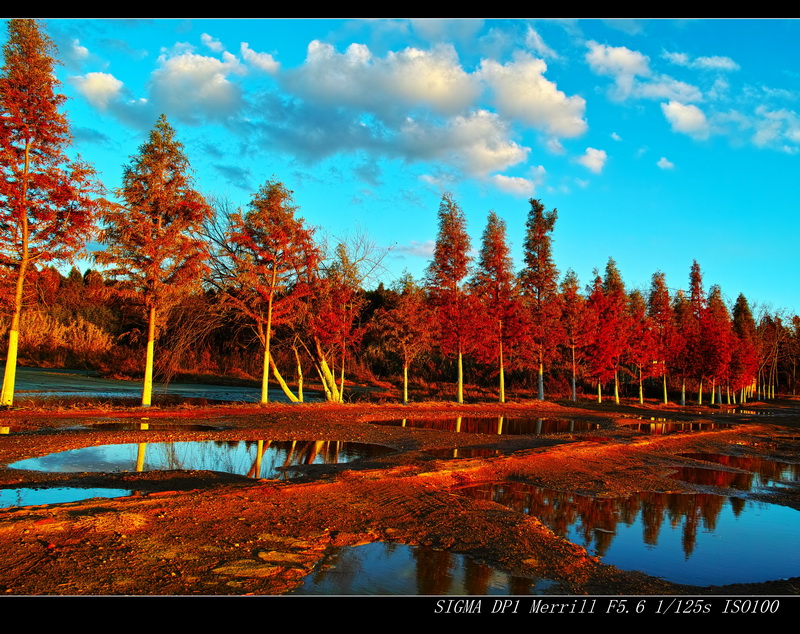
[23,18,800,315]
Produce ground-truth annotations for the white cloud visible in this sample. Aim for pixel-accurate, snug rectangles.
[286,40,479,118]
[586,41,650,100]
[661,100,710,139]
[577,147,607,173]
[201,33,224,53]
[399,110,529,176]
[71,72,124,109]
[492,174,535,196]
[657,156,674,169]
[525,26,557,59]
[611,132,622,141]
[637,76,703,103]
[663,50,739,71]
[150,50,247,124]
[240,42,280,74]
[392,239,435,259]
[479,53,587,137]
[587,42,702,103]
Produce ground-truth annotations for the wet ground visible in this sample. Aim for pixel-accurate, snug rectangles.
[0,392,799,598]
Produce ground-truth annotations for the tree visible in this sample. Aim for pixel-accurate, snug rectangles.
[559,269,591,402]
[647,271,677,404]
[519,198,561,400]
[469,211,520,403]
[223,180,319,404]
[426,193,472,403]
[372,275,433,403]
[96,114,212,407]
[0,19,104,406]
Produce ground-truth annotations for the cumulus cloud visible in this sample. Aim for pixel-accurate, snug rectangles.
[284,40,479,119]
[201,33,224,53]
[240,42,280,74]
[479,53,587,137]
[492,164,545,196]
[149,49,246,124]
[577,147,607,173]
[71,72,124,109]
[586,41,650,100]
[398,110,529,176]
[492,174,535,196]
[661,100,710,139]
[657,156,674,169]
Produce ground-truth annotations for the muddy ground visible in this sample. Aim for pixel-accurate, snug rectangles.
[0,396,799,597]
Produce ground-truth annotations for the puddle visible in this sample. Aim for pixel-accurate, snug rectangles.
[621,421,732,435]
[289,542,556,595]
[675,453,800,490]
[371,417,601,435]
[456,481,800,586]
[426,447,505,459]
[7,440,393,479]
[89,422,228,432]
[0,487,134,509]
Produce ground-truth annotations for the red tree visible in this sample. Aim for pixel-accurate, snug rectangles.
[425,193,472,403]
[469,210,521,402]
[372,276,433,403]
[518,198,561,400]
[96,115,212,406]
[224,179,320,403]
[647,271,679,404]
[0,19,104,405]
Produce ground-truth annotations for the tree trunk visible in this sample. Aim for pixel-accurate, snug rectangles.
[614,370,619,405]
[457,349,464,404]
[269,356,300,402]
[570,346,577,402]
[403,363,409,404]
[1,141,31,408]
[597,382,602,404]
[537,361,544,401]
[498,337,505,403]
[142,305,156,407]
[662,373,668,405]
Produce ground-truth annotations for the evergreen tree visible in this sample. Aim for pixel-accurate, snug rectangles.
[0,19,104,405]
[519,198,560,400]
[425,193,471,403]
[469,211,520,402]
[96,115,212,406]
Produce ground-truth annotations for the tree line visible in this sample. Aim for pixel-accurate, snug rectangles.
[1,19,797,408]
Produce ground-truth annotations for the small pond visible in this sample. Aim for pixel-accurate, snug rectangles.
[457,481,800,587]
[7,440,393,480]
[371,416,601,435]
[290,542,556,595]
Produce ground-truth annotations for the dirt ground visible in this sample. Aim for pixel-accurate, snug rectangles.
[0,395,799,597]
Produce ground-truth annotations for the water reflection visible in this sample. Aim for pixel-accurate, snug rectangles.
[371,416,600,435]
[621,421,732,435]
[290,542,553,595]
[676,453,800,490]
[426,447,505,459]
[0,487,133,509]
[7,440,393,480]
[457,481,800,586]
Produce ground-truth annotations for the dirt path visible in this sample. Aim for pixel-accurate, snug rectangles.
[0,399,798,595]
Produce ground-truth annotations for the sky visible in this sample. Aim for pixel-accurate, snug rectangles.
[15,18,800,316]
